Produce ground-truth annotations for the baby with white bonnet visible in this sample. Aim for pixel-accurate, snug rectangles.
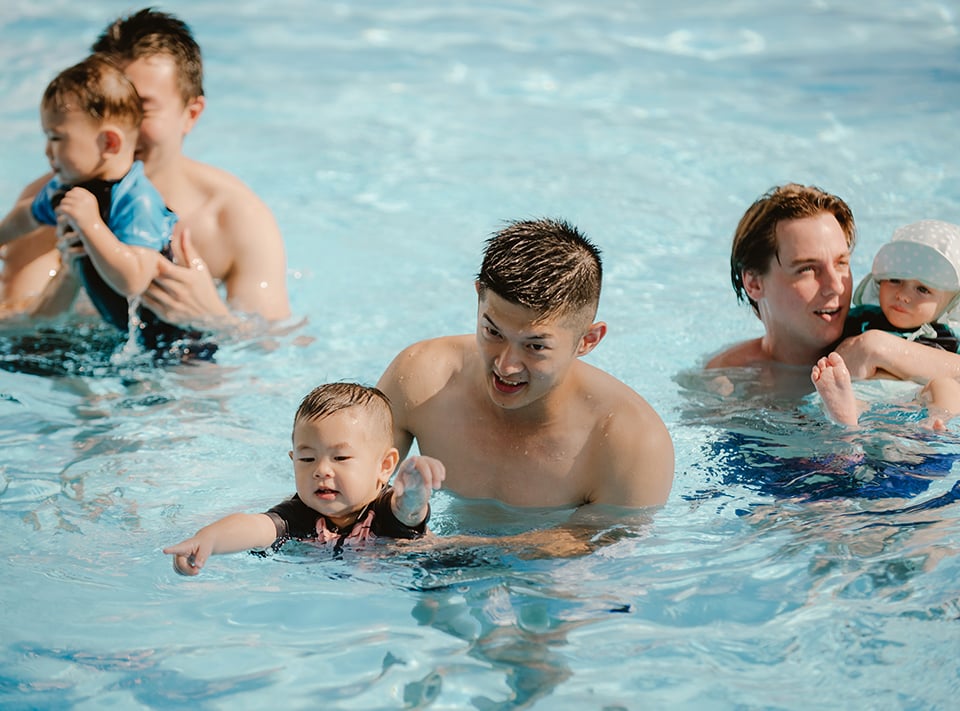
[813,219,960,428]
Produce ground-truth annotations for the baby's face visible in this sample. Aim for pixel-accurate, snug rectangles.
[289,408,394,529]
[41,105,103,185]
[878,279,955,330]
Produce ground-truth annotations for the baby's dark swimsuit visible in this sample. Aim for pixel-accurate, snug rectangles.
[264,486,428,555]
[842,304,959,353]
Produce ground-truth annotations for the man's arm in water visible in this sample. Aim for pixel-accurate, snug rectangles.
[589,393,675,508]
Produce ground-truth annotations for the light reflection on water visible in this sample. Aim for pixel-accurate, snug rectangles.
[1,1,959,708]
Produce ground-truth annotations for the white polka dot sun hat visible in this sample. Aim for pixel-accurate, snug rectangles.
[853,219,960,323]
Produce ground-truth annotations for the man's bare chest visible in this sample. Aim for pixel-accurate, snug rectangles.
[416,408,594,506]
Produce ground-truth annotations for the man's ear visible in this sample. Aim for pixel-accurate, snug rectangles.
[181,95,206,136]
[742,270,764,302]
[576,321,607,357]
[379,447,400,486]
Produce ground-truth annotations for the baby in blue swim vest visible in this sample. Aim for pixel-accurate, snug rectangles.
[0,54,208,356]
[164,382,446,575]
[813,219,960,427]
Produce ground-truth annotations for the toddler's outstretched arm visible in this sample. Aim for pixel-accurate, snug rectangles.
[390,456,445,527]
[163,512,277,576]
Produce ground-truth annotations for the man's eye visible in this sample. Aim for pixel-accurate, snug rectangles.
[298,457,315,463]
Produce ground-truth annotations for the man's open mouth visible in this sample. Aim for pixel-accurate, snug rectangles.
[493,372,525,394]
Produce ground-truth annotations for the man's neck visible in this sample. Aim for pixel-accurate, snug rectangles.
[760,334,826,367]
[142,152,187,196]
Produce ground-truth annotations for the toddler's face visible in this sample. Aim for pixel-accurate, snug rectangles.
[41,105,103,185]
[289,408,395,529]
[878,279,955,330]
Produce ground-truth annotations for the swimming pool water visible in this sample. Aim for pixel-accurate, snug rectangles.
[1,1,958,708]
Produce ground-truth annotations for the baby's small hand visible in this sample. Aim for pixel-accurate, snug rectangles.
[395,456,445,492]
[162,537,211,576]
[391,456,445,526]
[55,187,102,237]
[56,225,86,271]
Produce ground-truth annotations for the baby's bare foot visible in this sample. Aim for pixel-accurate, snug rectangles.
[811,352,860,426]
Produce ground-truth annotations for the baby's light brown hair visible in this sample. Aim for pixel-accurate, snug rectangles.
[42,54,143,131]
[293,383,394,446]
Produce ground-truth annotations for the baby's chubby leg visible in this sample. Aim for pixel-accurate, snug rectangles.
[811,352,860,426]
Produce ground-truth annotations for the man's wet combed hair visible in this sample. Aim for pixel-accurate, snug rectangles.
[731,183,856,316]
[293,382,394,442]
[477,218,603,322]
[42,54,143,130]
[91,7,204,104]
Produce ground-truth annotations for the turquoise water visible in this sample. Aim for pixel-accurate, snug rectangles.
[1,1,959,708]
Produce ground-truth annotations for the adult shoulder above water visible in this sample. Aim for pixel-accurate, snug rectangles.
[138,152,291,329]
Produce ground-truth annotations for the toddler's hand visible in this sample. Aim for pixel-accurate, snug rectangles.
[55,187,102,238]
[163,537,213,576]
[55,224,86,272]
[391,455,445,526]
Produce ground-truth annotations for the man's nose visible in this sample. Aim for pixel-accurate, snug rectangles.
[495,343,523,373]
[821,265,845,295]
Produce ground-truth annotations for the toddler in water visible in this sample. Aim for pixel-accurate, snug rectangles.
[164,382,445,575]
[0,55,199,353]
[813,219,960,427]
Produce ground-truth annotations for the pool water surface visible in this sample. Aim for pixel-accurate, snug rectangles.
[1,1,958,708]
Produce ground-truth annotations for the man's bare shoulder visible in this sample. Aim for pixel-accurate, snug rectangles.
[381,334,473,400]
[180,159,270,211]
[577,362,666,432]
[704,338,767,368]
[171,158,285,291]
[389,333,472,374]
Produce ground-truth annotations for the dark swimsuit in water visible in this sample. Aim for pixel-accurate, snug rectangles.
[264,486,428,555]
